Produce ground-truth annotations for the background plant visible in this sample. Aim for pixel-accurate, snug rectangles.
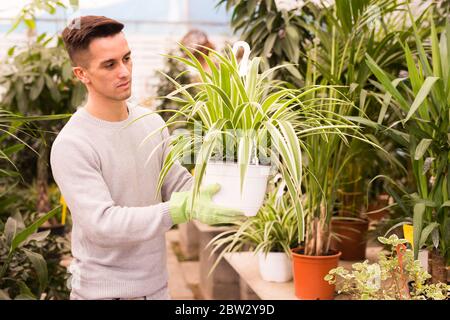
[303,0,431,219]
[0,110,71,300]
[325,235,449,300]
[299,65,383,255]
[154,49,192,124]
[217,0,317,86]
[7,0,79,35]
[0,206,62,299]
[0,34,85,216]
[359,14,449,282]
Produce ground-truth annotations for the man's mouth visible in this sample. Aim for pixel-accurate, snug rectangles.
[117,80,130,88]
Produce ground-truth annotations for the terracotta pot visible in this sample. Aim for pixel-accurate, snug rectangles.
[366,194,390,222]
[291,248,341,300]
[337,190,364,217]
[330,218,369,261]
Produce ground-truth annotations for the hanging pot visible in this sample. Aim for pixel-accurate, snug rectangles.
[202,161,271,216]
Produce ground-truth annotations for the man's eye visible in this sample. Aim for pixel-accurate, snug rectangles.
[105,63,114,68]
[124,56,131,62]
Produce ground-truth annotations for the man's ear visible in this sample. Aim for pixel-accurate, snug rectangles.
[73,66,91,85]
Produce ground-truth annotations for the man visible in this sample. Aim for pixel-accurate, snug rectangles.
[50,16,242,300]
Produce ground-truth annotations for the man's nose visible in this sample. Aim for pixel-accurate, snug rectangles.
[118,62,130,78]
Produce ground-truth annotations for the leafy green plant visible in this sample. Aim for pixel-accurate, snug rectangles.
[0,206,60,299]
[0,34,84,215]
[138,43,364,245]
[220,1,432,224]
[357,14,449,278]
[206,177,298,273]
[325,235,449,300]
[304,0,429,220]
[0,109,69,181]
[217,0,316,86]
[0,110,71,300]
[300,54,383,255]
[7,0,79,34]
[154,49,192,124]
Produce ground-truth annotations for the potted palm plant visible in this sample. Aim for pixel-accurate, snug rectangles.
[289,45,382,299]
[207,176,298,283]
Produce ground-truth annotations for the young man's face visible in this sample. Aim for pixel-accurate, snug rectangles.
[75,32,133,101]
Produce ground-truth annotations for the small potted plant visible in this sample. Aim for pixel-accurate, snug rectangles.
[325,235,449,300]
[207,176,298,282]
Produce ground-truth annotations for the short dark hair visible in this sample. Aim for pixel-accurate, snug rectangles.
[62,15,124,65]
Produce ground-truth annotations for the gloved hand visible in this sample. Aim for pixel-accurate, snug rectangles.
[169,183,244,225]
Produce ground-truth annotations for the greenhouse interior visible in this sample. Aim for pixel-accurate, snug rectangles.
[0,0,449,306]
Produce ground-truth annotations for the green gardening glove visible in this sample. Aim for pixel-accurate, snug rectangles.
[169,183,244,225]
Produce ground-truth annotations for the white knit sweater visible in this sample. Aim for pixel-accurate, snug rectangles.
[50,103,192,299]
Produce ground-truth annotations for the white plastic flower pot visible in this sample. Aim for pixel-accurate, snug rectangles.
[258,252,293,282]
[202,161,271,216]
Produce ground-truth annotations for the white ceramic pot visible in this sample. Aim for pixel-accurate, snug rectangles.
[202,161,271,216]
[258,252,293,282]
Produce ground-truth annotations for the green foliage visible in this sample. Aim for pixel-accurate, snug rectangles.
[0,111,71,300]
[325,235,449,300]
[154,49,192,124]
[300,65,383,255]
[360,15,449,263]
[8,0,79,34]
[0,34,85,116]
[303,0,428,220]
[0,109,70,183]
[0,31,84,215]
[0,206,61,299]
[136,43,366,244]
[217,0,316,86]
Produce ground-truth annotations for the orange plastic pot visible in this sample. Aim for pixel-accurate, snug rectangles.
[291,248,341,300]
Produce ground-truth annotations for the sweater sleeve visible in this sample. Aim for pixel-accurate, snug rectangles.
[160,124,193,202]
[50,136,174,248]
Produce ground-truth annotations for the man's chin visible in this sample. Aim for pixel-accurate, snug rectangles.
[110,90,132,101]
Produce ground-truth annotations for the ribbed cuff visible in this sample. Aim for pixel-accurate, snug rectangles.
[161,202,174,230]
